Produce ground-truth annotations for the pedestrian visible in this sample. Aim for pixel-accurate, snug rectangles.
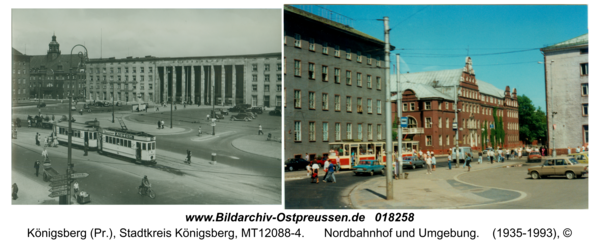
[12,183,18,200]
[306,162,312,178]
[28,119,31,127]
[305,153,309,162]
[478,151,482,164]
[207,114,210,121]
[576,146,581,153]
[158,120,161,129]
[448,154,452,170]
[184,104,186,108]
[73,182,80,195]
[518,148,522,159]
[53,137,59,147]
[425,155,432,174]
[326,160,336,183]
[44,136,48,147]
[34,160,40,177]
[336,154,340,171]
[322,158,330,181]
[351,151,355,166]
[567,147,571,154]
[156,107,159,112]
[466,153,472,172]
[489,150,494,164]
[431,153,437,171]
[198,126,202,136]
[311,161,320,184]
[258,124,264,135]
[42,147,49,162]
[35,133,40,146]
[458,149,465,168]
[505,149,510,161]
[161,120,165,129]
[174,105,177,111]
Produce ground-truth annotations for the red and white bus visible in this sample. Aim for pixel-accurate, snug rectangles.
[328,141,419,169]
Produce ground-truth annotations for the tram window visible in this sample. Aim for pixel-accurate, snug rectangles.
[152,143,155,150]
[143,143,146,150]
[105,136,108,143]
[110,137,113,144]
[128,140,131,148]
[93,132,97,139]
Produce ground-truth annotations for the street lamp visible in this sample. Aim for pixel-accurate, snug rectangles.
[538,60,555,157]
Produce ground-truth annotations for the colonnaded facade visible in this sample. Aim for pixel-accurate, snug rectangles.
[86,53,282,107]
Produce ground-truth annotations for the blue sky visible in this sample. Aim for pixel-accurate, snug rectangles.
[292,5,588,112]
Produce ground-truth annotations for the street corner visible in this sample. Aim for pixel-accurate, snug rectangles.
[231,134,282,160]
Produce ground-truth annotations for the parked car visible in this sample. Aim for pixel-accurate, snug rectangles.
[353,160,385,176]
[228,104,251,112]
[285,158,310,171]
[250,107,263,114]
[568,153,589,164]
[402,156,426,169]
[269,108,282,116]
[37,102,46,108]
[212,110,226,119]
[230,113,252,121]
[527,152,542,163]
[215,108,229,116]
[528,156,588,180]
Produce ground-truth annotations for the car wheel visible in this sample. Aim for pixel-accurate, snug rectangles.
[566,171,575,180]
[370,171,374,176]
[288,166,293,171]
[531,171,540,179]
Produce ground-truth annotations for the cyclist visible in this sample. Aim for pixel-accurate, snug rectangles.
[140,175,151,193]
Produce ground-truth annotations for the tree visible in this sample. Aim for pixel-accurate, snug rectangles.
[498,116,505,147]
[518,95,547,145]
[481,121,487,149]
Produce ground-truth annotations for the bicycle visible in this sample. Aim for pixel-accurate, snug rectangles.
[138,184,156,198]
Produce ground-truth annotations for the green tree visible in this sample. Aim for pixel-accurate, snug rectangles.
[481,121,487,149]
[498,116,505,147]
[518,95,547,144]
[491,107,498,149]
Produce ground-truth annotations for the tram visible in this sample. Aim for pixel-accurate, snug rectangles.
[98,127,157,164]
[328,141,419,169]
[55,121,100,150]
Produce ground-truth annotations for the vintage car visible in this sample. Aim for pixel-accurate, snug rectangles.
[250,107,263,114]
[230,113,252,121]
[353,160,385,176]
[528,156,588,180]
[37,102,46,108]
[227,104,251,112]
[269,108,282,116]
[402,156,426,169]
[211,110,226,119]
[284,158,311,171]
[527,152,542,163]
[568,153,588,164]
[215,108,229,116]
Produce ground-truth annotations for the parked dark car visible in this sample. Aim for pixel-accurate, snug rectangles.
[37,102,46,108]
[228,104,252,112]
[215,108,228,116]
[285,158,311,171]
[269,108,282,116]
[250,107,263,114]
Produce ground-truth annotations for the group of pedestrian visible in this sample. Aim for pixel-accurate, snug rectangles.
[157,120,165,129]
[567,146,587,154]
[308,156,339,184]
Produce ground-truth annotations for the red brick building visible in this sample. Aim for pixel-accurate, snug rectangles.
[390,57,520,154]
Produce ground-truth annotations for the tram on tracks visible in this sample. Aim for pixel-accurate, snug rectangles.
[98,127,157,164]
[328,141,419,169]
[55,121,100,150]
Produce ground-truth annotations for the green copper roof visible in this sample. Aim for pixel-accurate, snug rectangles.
[285,5,386,46]
[542,33,588,52]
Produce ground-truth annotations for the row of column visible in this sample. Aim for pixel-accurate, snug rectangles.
[161,65,239,106]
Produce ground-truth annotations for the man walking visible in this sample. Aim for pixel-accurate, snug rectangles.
[158,120,161,129]
[326,160,336,183]
[198,126,202,136]
[161,120,165,129]
[207,114,210,121]
[34,160,40,177]
[258,124,264,135]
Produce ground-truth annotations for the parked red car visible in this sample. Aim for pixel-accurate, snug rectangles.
[527,152,542,163]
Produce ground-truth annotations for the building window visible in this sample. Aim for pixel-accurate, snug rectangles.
[140,67,144,73]
[117,68,121,73]
[357,98,363,113]
[583,125,588,143]
[356,51,362,63]
[410,102,415,111]
[334,68,340,84]
[581,48,589,54]
[322,66,328,82]
[368,124,373,140]
[367,75,372,88]
[252,75,257,82]
[265,64,270,71]
[294,121,302,142]
[425,117,432,128]
[403,103,408,112]
[357,73,362,87]
[265,74,270,82]
[322,42,328,54]
[346,123,352,139]
[149,67,153,73]
[446,102,449,109]
[277,74,282,82]
[346,96,352,112]
[252,64,258,72]
[582,103,588,116]
[133,67,136,73]
[277,63,282,71]
[294,90,301,108]
[377,100,382,114]
[346,49,352,60]
[334,95,341,111]
[425,101,431,110]
[439,117,442,128]
[357,124,363,140]
[308,63,315,80]
[367,99,373,113]
[376,77,382,90]
[446,118,449,128]
[294,33,301,48]
[426,136,432,146]
[346,70,352,85]
[377,124,382,140]
[335,123,341,141]
[252,85,257,92]
[322,93,329,110]
[264,85,270,92]
[447,135,450,145]
[582,83,589,96]
[294,60,301,77]
[277,85,282,92]
[309,38,315,51]
[309,92,315,109]
[309,122,316,141]
[439,135,443,146]
[323,122,329,142]
[276,96,282,106]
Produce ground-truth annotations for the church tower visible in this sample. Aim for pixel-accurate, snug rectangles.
[47,33,61,61]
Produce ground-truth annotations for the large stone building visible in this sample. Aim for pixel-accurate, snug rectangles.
[390,57,520,154]
[12,48,31,101]
[86,53,282,107]
[13,34,87,101]
[284,5,390,160]
[540,33,588,154]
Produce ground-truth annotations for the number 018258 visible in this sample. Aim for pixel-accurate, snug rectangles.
[375,213,414,222]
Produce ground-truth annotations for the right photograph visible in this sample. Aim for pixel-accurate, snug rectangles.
[283,5,588,209]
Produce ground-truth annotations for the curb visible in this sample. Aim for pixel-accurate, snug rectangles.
[230,136,281,161]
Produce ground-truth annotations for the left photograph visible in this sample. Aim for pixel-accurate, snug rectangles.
[11,9,283,204]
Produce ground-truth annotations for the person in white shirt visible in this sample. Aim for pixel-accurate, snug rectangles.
[576,146,581,153]
[447,155,452,170]
[311,161,320,184]
[305,153,310,162]
[323,159,330,181]
[306,163,312,177]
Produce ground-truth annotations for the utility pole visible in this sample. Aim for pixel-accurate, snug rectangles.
[383,16,393,200]
[454,85,460,167]
[549,60,555,157]
[396,54,402,178]
[112,94,115,123]
[66,96,73,205]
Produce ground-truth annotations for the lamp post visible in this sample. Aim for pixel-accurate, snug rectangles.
[538,60,554,156]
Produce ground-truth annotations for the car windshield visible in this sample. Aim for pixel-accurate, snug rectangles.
[360,161,373,165]
[568,158,579,165]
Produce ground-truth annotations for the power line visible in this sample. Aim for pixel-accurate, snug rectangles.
[403,60,542,67]
[397,48,540,57]
[390,6,429,31]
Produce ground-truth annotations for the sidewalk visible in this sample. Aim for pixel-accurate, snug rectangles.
[349,159,527,209]
[231,134,282,160]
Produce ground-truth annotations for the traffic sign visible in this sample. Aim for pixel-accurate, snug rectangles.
[49,186,68,192]
[452,122,458,130]
[400,117,408,128]
[51,173,89,182]
[49,190,68,198]
[49,180,71,187]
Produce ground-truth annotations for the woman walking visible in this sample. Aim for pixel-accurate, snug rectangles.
[425,155,432,174]
[431,153,437,171]
[466,153,472,172]
[447,155,452,170]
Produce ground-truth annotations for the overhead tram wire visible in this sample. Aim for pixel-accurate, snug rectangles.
[390,6,430,31]
[398,48,540,58]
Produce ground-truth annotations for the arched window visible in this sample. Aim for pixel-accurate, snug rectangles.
[407,117,417,128]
